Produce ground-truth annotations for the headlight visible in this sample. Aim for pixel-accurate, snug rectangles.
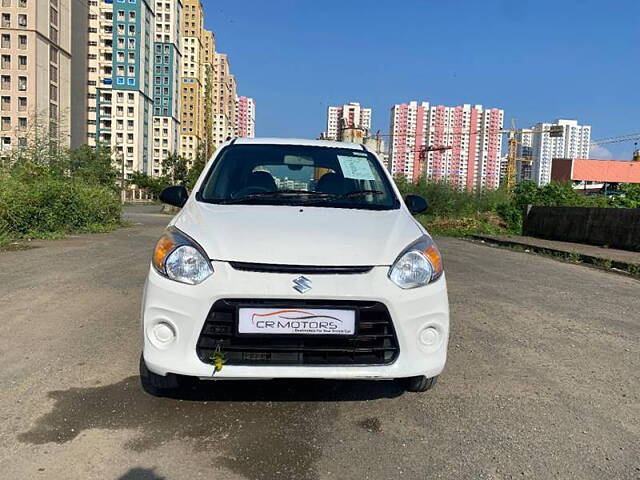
[389,236,443,289]
[152,227,213,285]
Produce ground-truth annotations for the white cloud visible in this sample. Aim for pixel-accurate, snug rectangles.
[589,144,613,159]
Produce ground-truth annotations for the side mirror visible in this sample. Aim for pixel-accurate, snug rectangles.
[159,185,188,208]
[405,194,428,215]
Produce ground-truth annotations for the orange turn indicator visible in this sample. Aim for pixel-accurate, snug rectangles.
[153,234,176,270]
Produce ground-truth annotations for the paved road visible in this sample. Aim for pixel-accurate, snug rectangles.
[1,204,638,480]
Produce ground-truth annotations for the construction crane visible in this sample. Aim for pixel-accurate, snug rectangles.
[590,133,640,146]
[419,145,452,159]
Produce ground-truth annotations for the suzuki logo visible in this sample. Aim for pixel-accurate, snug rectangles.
[292,276,312,294]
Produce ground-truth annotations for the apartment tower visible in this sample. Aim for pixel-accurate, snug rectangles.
[518,119,591,185]
[178,0,203,161]
[389,101,504,189]
[325,102,372,141]
[0,0,80,151]
[211,51,236,148]
[87,0,155,178]
[235,95,255,138]
[200,28,214,157]
[151,0,182,176]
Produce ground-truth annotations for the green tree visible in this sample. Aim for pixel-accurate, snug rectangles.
[129,171,171,197]
[68,144,119,191]
[162,152,189,184]
[186,143,208,190]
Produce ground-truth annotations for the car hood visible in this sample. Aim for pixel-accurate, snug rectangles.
[172,202,424,266]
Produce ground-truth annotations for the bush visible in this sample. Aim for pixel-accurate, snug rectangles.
[0,175,121,239]
[495,202,523,232]
[394,175,640,237]
[395,176,510,219]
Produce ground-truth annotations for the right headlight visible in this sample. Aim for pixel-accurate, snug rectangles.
[152,227,213,285]
[388,235,443,289]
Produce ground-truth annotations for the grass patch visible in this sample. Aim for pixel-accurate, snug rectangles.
[418,212,508,237]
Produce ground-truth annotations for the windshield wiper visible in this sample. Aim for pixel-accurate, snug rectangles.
[219,190,331,204]
[339,190,385,198]
[218,189,386,205]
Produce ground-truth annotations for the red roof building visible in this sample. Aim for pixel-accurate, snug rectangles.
[551,158,640,184]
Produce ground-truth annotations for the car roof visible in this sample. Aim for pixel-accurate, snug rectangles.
[233,137,366,150]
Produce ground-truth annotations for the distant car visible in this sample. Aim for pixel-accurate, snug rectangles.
[140,138,450,395]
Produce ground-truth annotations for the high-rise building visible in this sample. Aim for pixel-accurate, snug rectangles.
[389,101,504,189]
[200,28,215,158]
[235,95,255,138]
[151,0,182,176]
[0,0,86,152]
[325,102,372,141]
[515,128,534,183]
[518,119,591,185]
[178,0,203,162]
[87,0,156,179]
[211,52,236,148]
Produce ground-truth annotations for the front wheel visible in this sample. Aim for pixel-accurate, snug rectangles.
[402,375,438,392]
[139,354,182,397]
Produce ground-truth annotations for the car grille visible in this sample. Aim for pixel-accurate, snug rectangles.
[196,299,399,366]
[228,262,373,275]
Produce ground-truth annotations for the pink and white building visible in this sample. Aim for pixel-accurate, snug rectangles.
[235,96,255,138]
[325,102,372,141]
[389,101,504,189]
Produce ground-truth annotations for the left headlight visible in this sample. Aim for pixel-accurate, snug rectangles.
[152,227,213,285]
[388,235,443,289]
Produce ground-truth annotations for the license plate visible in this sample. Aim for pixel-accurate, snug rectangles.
[237,307,356,335]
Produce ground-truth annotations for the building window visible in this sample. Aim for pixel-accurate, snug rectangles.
[117,77,125,84]
[1,13,10,28]
[18,76,27,91]
[0,96,9,111]
[127,78,134,85]
[1,117,10,131]
[0,55,9,69]
[1,34,9,48]
[18,55,26,70]
[18,117,27,130]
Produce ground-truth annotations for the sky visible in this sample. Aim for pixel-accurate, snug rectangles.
[204,0,640,159]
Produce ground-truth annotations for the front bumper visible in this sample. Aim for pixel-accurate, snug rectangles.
[142,262,449,380]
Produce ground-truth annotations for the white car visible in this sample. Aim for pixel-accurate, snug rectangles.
[140,138,449,395]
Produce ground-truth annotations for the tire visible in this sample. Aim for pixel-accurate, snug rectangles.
[139,354,181,397]
[402,375,438,393]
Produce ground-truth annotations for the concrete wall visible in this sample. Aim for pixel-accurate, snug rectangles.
[524,206,640,252]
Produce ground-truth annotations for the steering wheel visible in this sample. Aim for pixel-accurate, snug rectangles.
[230,186,271,199]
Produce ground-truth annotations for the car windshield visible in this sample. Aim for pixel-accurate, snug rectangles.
[197,144,399,210]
